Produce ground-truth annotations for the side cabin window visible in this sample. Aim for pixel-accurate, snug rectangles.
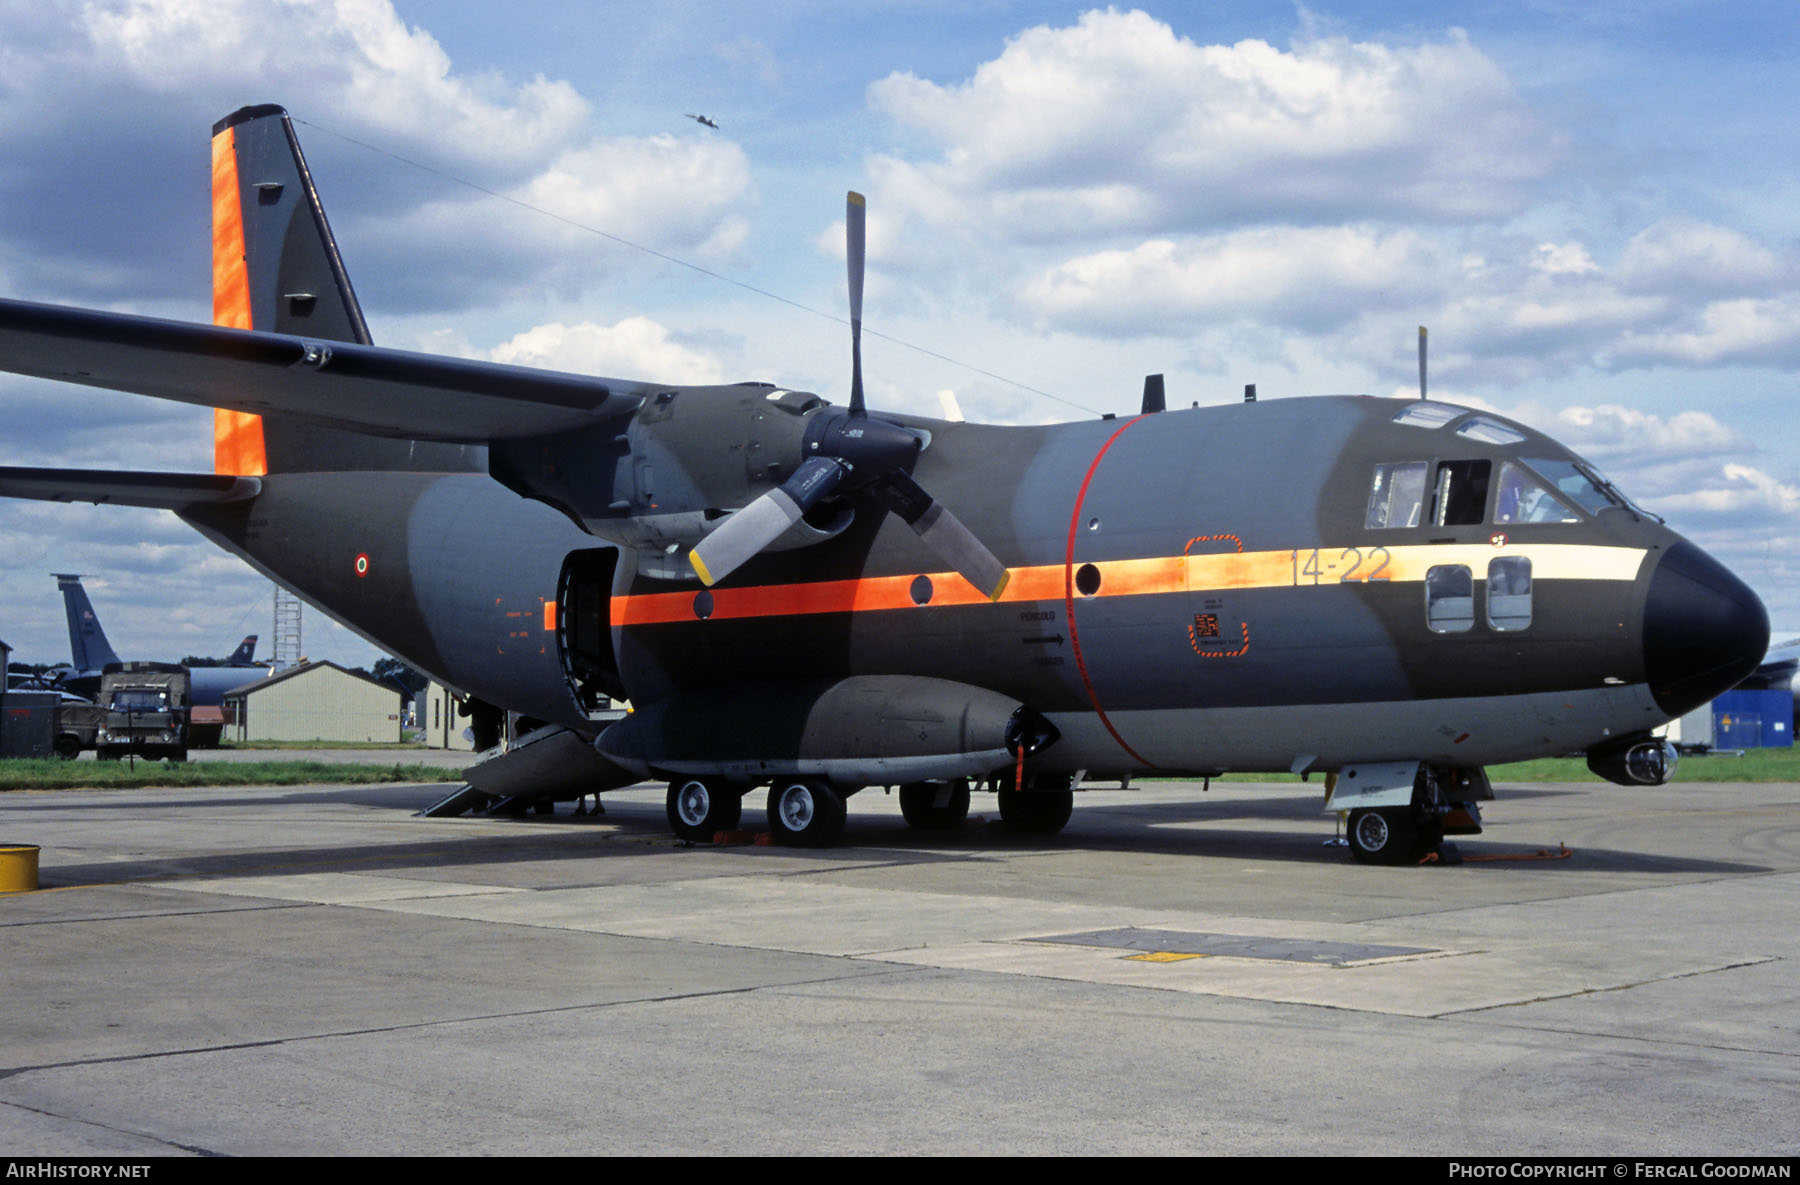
[1488,556,1532,631]
[1426,564,1474,633]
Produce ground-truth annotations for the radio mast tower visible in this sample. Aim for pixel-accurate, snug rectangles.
[271,584,303,669]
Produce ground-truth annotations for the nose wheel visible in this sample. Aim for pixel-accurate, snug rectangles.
[1346,807,1441,864]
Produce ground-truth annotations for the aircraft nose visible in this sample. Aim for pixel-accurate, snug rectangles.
[1642,541,1769,717]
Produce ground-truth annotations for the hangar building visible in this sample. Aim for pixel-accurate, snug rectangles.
[224,661,401,743]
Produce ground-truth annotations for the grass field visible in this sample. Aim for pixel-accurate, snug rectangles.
[1201,746,1800,785]
[0,759,466,791]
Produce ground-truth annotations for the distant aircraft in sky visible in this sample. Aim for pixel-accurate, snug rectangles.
[684,113,719,129]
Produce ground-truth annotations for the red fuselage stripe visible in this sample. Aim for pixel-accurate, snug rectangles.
[1063,417,1155,768]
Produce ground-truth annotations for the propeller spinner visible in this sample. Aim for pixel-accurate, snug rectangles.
[688,193,1010,600]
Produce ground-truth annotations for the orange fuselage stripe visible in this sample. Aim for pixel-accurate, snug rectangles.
[211,126,266,476]
[607,543,1646,628]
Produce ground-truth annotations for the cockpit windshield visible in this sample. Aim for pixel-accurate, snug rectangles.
[1495,461,1579,524]
[1522,458,1624,515]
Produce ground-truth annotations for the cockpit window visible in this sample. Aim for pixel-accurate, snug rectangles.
[1455,417,1526,446]
[1431,460,1490,526]
[1495,461,1579,524]
[1523,458,1616,515]
[1392,402,1463,429]
[1366,461,1428,528]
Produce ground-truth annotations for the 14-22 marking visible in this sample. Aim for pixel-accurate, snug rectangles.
[1293,546,1390,585]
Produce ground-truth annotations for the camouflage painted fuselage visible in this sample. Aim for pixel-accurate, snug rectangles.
[180,390,1764,780]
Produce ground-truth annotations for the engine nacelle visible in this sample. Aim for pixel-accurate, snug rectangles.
[597,674,1055,787]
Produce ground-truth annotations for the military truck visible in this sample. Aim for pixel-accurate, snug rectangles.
[51,693,103,759]
[92,662,191,762]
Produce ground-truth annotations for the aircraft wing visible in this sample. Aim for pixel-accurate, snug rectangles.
[0,297,648,442]
[0,466,261,509]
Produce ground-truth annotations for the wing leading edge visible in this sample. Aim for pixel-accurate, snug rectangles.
[0,297,648,443]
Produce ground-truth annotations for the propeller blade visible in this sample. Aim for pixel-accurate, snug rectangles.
[847,191,866,417]
[1418,325,1427,400]
[877,470,1010,601]
[689,457,847,586]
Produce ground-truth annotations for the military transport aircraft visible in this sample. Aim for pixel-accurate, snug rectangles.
[0,105,1771,862]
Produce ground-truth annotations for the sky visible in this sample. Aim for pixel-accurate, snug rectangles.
[1,0,1797,668]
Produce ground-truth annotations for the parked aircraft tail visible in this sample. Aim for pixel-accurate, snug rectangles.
[225,635,259,666]
[210,104,482,476]
[53,573,121,673]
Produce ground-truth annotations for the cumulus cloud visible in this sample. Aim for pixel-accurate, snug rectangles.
[1479,399,1793,557]
[867,10,1559,241]
[846,10,1800,395]
[1019,225,1448,335]
[487,317,726,384]
[1656,463,1800,518]
[1537,403,1746,461]
[1608,296,1800,369]
[354,133,754,309]
[1532,242,1599,276]
[0,1,754,310]
[1618,219,1787,297]
[82,0,588,174]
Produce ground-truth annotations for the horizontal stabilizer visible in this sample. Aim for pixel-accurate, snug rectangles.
[0,297,647,443]
[0,466,262,509]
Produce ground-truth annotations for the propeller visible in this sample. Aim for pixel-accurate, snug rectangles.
[1418,325,1427,400]
[847,190,866,416]
[688,192,1011,600]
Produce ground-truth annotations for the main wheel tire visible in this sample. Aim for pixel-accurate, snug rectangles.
[53,734,82,760]
[666,778,742,842]
[766,780,847,847]
[997,786,1074,835]
[1347,807,1424,864]
[898,780,971,830]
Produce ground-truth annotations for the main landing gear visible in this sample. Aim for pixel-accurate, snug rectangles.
[898,779,971,830]
[994,771,1075,835]
[665,777,743,843]
[664,769,1080,847]
[766,779,848,847]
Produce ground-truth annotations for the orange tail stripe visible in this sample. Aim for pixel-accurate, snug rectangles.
[211,124,266,476]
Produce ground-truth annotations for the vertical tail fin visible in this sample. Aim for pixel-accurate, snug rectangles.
[54,574,121,672]
[210,105,481,475]
[225,635,259,666]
